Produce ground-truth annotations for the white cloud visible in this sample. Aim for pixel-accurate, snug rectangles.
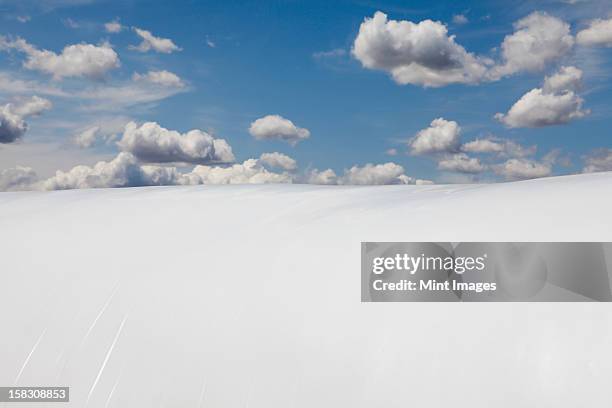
[352,11,488,87]
[132,70,185,88]
[117,121,235,164]
[452,14,468,25]
[259,152,297,171]
[437,153,486,173]
[340,162,410,185]
[308,162,426,185]
[0,96,52,143]
[249,115,310,145]
[42,152,174,190]
[130,28,181,53]
[4,154,440,191]
[495,66,588,128]
[489,12,574,79]
[104,20,123,33]
[307,168,338,185]
[415,179,435,185]
[409,118,461,155]
[577,18,612,47]
[0,36,120,80]
[72,117,130,148]
[181,159,292,185]
[461,137,536,158]
[0,166,38,191]
[542,65,583,93]
[42,156,292,190]
[462,138,503,153]
[494,158,552,180]
[496,89,587,127]
[583,149,612,173]
[9,95,52,117]
[16,16,31,23]
[18,153,292,191]
[73,126,102,148]
[205,36,216,48]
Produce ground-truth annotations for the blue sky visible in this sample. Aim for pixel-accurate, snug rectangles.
[1,0,612,189]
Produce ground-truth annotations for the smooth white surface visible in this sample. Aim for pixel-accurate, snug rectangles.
[1,172,612,407]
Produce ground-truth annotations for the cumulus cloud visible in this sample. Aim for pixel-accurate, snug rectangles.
[352,11,578,86]
[0,96,52,143]
[493,158,552,180]
[249,115,310,145]
[42,152,172,190]
[181,159,292,185]
[104,20,123,33]
[37,154,292,191]
[583,149,612,173]
[495,89,587,128]
[132,70,185,88]
[259,152,297,171]
[72,117,130,148]
[542,65,583,93]
[437,153,486,174]
[352,11,488,87]
[0,106,27,143]
[9,95,52,117]
[117,121,235,164]
[495,66,588,128]
[73,126,102,148]
[577,18,612,47]
[461,137,536,158]
[4,154,440,191]
[340,162,410,185]
[0,166,38,191]
[409,118,461,155]
[462,138,503,154]
[307,162,430,185]
[130,28,181,53]
[0,36,120,80]
[307,168,339,185]
[490,12,574,79]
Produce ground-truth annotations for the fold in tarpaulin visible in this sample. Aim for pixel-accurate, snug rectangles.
[2,173,612,407]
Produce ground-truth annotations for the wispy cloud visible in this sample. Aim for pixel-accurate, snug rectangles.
[312,48,346,59]
[0,71,68,96]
